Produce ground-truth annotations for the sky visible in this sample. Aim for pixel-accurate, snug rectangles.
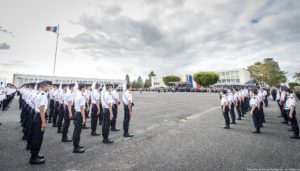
[0,0,300,83]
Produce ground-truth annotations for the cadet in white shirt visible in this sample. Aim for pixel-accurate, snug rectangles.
[52,85,60,127]
[90,83,101,136]
[262,88,269,107]
[29,80,52,165]
[101,84,114,144]
[250,89,261,133]
[122,84,134,136]
[26,85,41,151]
[285,89,299,139]
[233,88,242,120]
[72,84,86,153]
[82,85,91,129]
[220,89,230,129]
[61,83,74,142]
[227,89,236,124]
[48,85,56,123]
[57,84,68,133]
[258,88,266,125]
[111,84,120,131]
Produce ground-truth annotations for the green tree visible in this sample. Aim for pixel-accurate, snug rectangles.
[288,82,300,90]
[125,74,130,84]
[163,75,181,86]
[193,72,219,87]
[144,79,151,88]
[248,58,287,86]
[293,72,300,83]
[136,76,144,88]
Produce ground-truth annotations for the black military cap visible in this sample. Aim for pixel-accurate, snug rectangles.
[106,83,113,87]
[85,84,92,87]
[69,83,75,87]
[78,84,86,90]
[38,80,52,87]
[62,84,69,88]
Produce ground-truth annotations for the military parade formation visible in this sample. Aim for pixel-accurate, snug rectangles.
[14,80,134,164]
[219,86,299,139]
[0,79,299,167]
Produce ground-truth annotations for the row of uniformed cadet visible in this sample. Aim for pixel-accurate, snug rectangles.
[18,81,135,164]
[220,86,299,138]
[219,87,268,133]
[276,87,299,139]
[0,83,16,126]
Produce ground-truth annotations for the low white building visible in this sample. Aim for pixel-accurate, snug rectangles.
[215,68,251,85]
[13,74,124,87]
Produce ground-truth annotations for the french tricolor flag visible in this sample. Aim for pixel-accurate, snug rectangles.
[46,26,58,33]
[188,75,201,89]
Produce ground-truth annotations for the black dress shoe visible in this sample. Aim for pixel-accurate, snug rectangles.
[29,157,45,164]
[290,134,300,139]
[82,126,90,129]
[103,139,114,144]
[288,128,293,131]
[73,147,85,153]
[230,122,236,124]
[252,129,261,134]
[123,133,134,137]
[222,126,230,129]
[37,154,44,159]
[48,120,53,123]
[261,125,264,128]
[52,124,57,127]
[79,145,84,148]
[57,129,62,133]
[111,128,120,131]
[281,121,288,124]
[62,137,72,142]
[237,118,242,120]
[22,136,26,140]
[91,132,100,136]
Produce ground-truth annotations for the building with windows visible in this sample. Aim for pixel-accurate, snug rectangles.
[13,74,124,87]
[215,68,251,85]
[150,68,251,88]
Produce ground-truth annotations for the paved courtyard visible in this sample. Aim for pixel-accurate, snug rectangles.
[0,92,300,171]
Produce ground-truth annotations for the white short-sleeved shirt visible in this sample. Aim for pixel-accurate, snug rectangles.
[36,91,48,113]
[101,91,113,108]
[255,95,262,102]
[111,90,119,104]
[234,92,240,101]
[91,89,100,104]
[75,92,86,112]
[276,90,280,100]
[258,91,263,102]
[285,95,296,109]
[220,95,227,106]
[250,97,259,108]
[122,90,132,105]
[227,93,234,103]
[64,90,72,105]
[263,90,268,97]
[85,90,91,101]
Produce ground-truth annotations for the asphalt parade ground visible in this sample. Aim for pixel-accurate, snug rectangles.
[0,92,300,171]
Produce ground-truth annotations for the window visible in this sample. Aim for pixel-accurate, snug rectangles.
[236,79,240,83]
[226,72,229,75]
[231,79,235,83]
[226,79,230,83]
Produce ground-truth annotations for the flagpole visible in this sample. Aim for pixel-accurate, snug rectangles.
[53,24,60,77]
